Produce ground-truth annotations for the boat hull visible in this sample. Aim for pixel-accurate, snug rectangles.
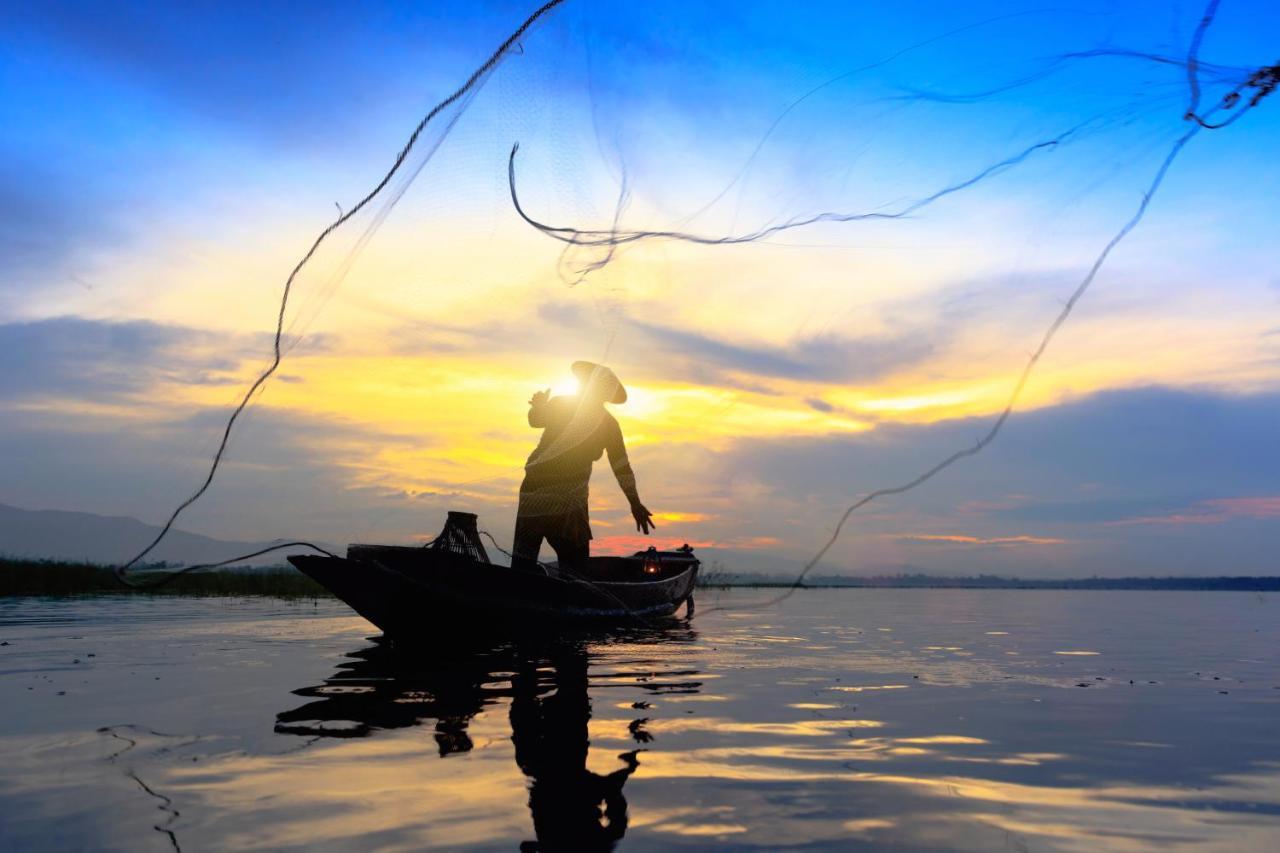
[289,548,698,638]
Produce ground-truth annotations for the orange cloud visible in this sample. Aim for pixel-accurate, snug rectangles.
[1113,496,1280,526]
[895,534,1066,547]
[1213,497,1280,518]
[592,534,782,555]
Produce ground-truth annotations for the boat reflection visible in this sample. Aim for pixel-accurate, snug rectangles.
[275,626,699,850]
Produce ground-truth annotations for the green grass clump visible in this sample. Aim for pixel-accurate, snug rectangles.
[0,557,331,598]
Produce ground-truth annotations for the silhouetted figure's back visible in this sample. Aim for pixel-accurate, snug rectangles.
[512,361,654,573]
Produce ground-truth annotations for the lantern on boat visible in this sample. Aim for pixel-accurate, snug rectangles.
[642,546,662,575]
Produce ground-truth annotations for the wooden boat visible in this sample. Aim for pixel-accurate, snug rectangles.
[288,512,699,638]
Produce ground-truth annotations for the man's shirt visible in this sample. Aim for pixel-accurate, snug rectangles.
[522,396,637,510]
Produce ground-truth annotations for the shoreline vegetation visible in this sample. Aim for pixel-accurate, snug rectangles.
[2,557,1278,597]
[0,558,328,597]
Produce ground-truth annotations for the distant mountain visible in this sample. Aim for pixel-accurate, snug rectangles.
[0,502,332,567]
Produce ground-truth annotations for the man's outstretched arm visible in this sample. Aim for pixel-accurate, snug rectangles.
[605,424,654,535]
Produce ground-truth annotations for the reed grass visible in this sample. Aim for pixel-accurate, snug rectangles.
[0,558,330,598]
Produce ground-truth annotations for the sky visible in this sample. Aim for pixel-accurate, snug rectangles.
[1,0,1278,576]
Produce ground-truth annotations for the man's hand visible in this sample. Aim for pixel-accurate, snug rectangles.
[631,502,655,534]
[529,387,551,407]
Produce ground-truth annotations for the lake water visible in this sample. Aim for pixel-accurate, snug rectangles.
[1,590,1278,851]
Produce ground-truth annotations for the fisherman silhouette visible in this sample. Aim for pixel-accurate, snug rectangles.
[512,361,654,574]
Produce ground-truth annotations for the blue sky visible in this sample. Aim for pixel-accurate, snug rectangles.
[1,1,1277,575]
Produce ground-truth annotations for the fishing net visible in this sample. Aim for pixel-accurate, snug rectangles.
[113,0,1276,595]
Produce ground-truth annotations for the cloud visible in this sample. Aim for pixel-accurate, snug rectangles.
[0,316,250,401]
[1110,496,1280,526]
[384,317,513,357]
[894,534,1067,547]
[593,534,782,554]
[652,511,712,523]
[387,300,941,392]
[0,315,339,404]
[651,385,1280,574]
[0,399,450,545]
[3,323,1279,577]
[624,316,939,385]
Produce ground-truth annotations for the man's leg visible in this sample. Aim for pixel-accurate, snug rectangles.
[546,535,589,576]
[510,510,546,574]
[546,511,590,576]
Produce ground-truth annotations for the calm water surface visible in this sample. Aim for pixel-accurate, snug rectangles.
[1,589,1277,851]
